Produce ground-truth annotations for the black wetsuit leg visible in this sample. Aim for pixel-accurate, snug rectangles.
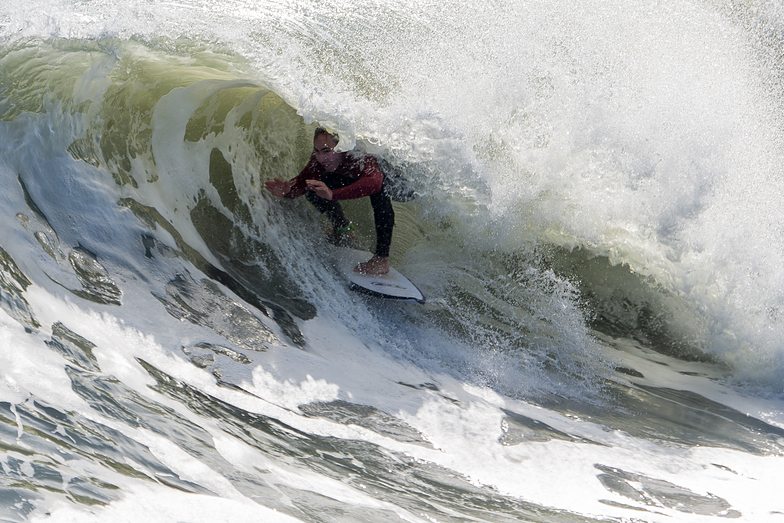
[306,171,395,257]
[369,189,395,258]
[305,192,350,231]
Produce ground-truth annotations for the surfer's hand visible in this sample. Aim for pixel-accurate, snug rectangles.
[306,180,333,200]
[265,178,291,197]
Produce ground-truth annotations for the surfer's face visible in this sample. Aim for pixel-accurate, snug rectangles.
[313,134,344,172]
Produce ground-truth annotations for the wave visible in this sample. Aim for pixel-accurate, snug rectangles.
[4,18,783,385]
[2,1,784,521]
[0,34,609,397]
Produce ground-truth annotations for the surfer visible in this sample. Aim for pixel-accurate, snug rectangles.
[265,128,395,275]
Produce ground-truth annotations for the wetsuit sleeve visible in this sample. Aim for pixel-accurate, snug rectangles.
[282,157,321,199]
[331,156,384,201]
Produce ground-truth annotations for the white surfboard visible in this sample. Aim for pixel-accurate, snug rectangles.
[336,249,425,303]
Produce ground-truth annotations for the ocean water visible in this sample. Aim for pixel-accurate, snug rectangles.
[1,0,784,521]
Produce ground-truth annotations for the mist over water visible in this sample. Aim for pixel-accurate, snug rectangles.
[2,0,784,521]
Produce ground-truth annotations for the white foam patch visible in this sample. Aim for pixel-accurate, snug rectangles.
[0,311,76,408]
[248,366,339,411]
[30,483,304,523]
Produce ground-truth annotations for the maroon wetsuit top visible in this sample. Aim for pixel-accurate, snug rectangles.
[283,154,384,200]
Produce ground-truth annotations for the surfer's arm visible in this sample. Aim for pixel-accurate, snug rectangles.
[264,178,293,197]
[331,157,384,200]
[266,158,320,198]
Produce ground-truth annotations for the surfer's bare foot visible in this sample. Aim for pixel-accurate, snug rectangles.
[355,255,389,275]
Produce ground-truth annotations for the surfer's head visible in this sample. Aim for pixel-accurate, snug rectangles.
[313,128,344,172]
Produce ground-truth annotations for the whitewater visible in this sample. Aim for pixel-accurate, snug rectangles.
[1,0,784,521]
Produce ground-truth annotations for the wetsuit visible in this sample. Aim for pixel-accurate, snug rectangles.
[282,154,395,258]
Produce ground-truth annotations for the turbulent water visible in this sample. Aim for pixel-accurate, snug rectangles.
[1,0,784,521]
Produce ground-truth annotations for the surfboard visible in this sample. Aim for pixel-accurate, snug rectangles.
[336,248,425,303]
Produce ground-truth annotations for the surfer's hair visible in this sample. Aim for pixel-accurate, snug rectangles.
[314,127,338,143]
